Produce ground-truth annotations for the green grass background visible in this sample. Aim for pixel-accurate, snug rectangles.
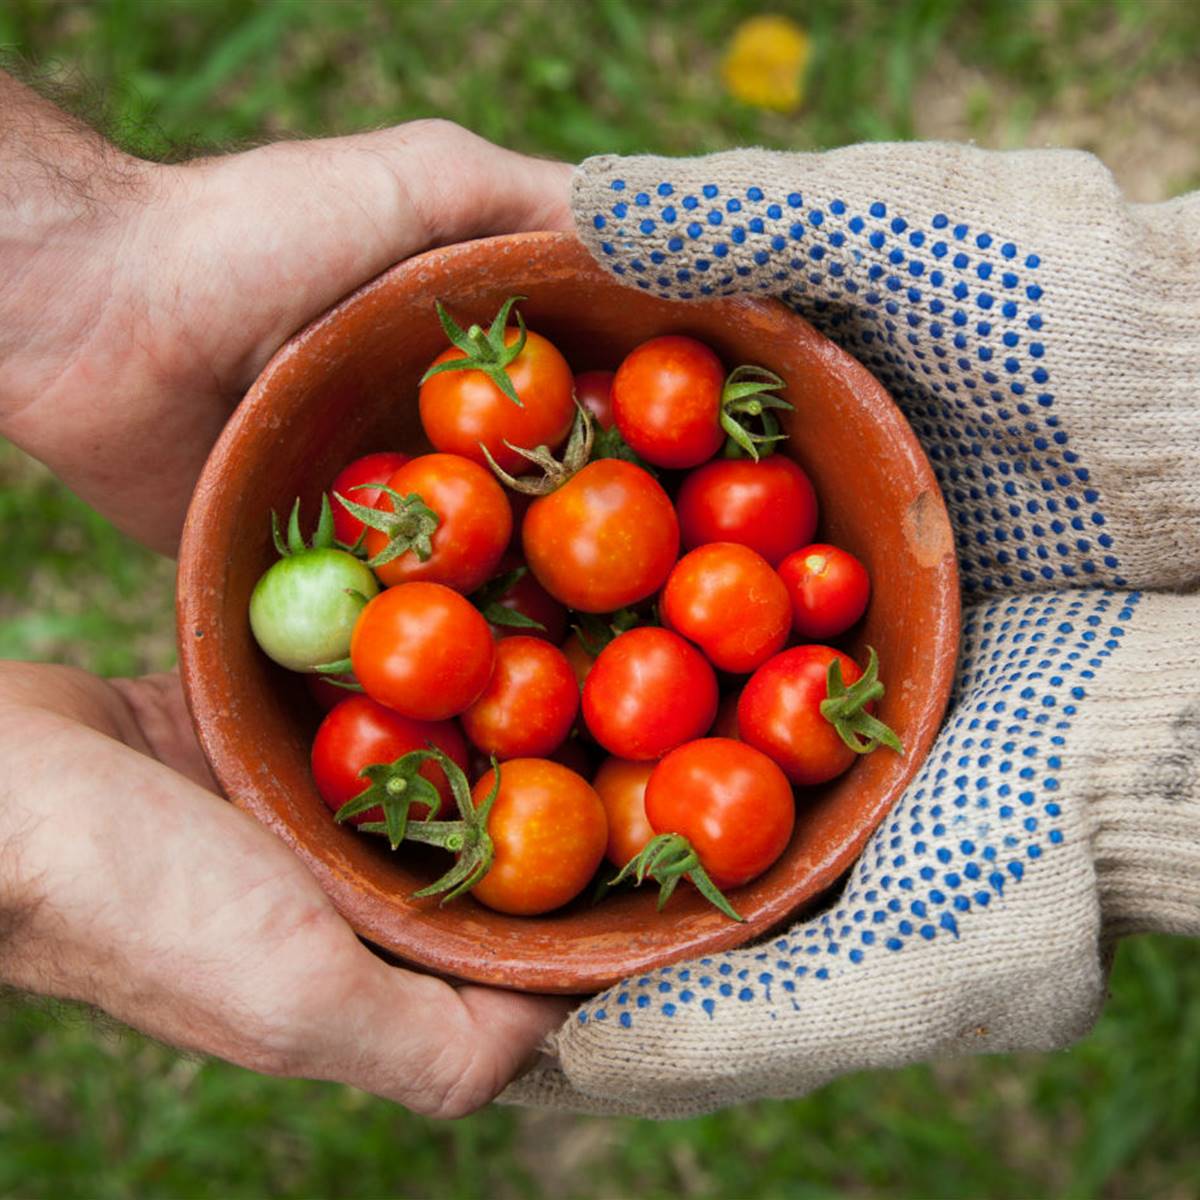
[2,1,1199,1196]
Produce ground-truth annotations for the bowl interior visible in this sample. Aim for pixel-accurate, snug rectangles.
[178,232,959,993]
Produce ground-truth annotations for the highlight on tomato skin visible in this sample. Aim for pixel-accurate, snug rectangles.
[467,758,609,916]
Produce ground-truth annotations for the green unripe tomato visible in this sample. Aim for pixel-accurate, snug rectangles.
[249,548,379,672]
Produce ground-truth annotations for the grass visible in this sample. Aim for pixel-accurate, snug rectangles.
[1,1,1198,1196]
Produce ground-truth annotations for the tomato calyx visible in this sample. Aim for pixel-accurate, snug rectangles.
[610,832,744,922]
[572,608,644,657]
[354,747,501,902]
[819,646,905,756]
[271,494,337,558]
[471,566,546,632]
[590,422,654,472]
[419,295,529,408]
[334,747,446,849]
[719,365,792,461]
[481,403,594,496]
[332,483,439,570]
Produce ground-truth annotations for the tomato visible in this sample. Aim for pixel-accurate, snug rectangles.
[468,759,607,915]
[350,582,495,721]
[645,738,794,888]
[311,695,468,824]
[778,543,871,640]
[249,548,378,673]
[461,636,579,760]
[522,459,679,612]
[329,451,408,547]
[676,456,818,566]
[476,558,568,643]
[574,370,615,431]
[419,319,574,476]
[661,542,791,673]
[305,671,358,713]
[582,627,718,760]
[611,335,726,468]
[592,757,656,870]
[362,454,511,593]
[737,645,865,785]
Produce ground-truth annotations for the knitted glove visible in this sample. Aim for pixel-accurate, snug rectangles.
[504,144,1200,1118]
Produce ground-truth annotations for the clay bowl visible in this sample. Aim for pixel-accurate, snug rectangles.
[178,231,959,995]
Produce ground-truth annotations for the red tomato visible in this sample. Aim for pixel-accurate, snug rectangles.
[461,636,579,759]
[661,542,791,673]
[676,456,818,566]
[738,645,865,785]
[351,583,495,721]
[469,759,608,915]
[645,738,794,888]
[482,560,569,643]
[582,627,718,760]
[574,370,616,431]
[420,328,574,475]
[592,757,656,869]
[778,544,871,640]
[311,695,468,824]
[612,335,726,468]
[522,460,679,613]
[365,454,511,593]
[329,452,409,547]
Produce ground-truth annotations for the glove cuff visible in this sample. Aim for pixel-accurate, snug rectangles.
[1076,593,1200,938]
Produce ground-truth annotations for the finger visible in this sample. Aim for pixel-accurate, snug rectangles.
[353,119,574,251]
[307,951,572,1119]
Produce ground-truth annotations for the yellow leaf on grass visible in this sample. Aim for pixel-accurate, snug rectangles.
[721,14,812,113]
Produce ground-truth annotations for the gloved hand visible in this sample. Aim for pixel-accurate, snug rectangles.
[505,143,1200,1117]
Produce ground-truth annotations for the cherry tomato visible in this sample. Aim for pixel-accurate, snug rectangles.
[582,627,718,760]
[612,335,726,468]
[738,645,865,785]
[574,370,616,431]
[592,757,656,870]
[469,759,607,915]
[645,738,794,888]
[351,582,495,721]
[311,695,468,824]
[461,636,579,760]
[329,451,408,547]
[778,544,871,640]
[365,454,511,593]
[420,328,574,475]
[676,456,818,566]
[480,558,568,643]
[661,542,791,673]
[522,460,679,612]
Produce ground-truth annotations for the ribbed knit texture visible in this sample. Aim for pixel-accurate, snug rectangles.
[501,145,1200,1118]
